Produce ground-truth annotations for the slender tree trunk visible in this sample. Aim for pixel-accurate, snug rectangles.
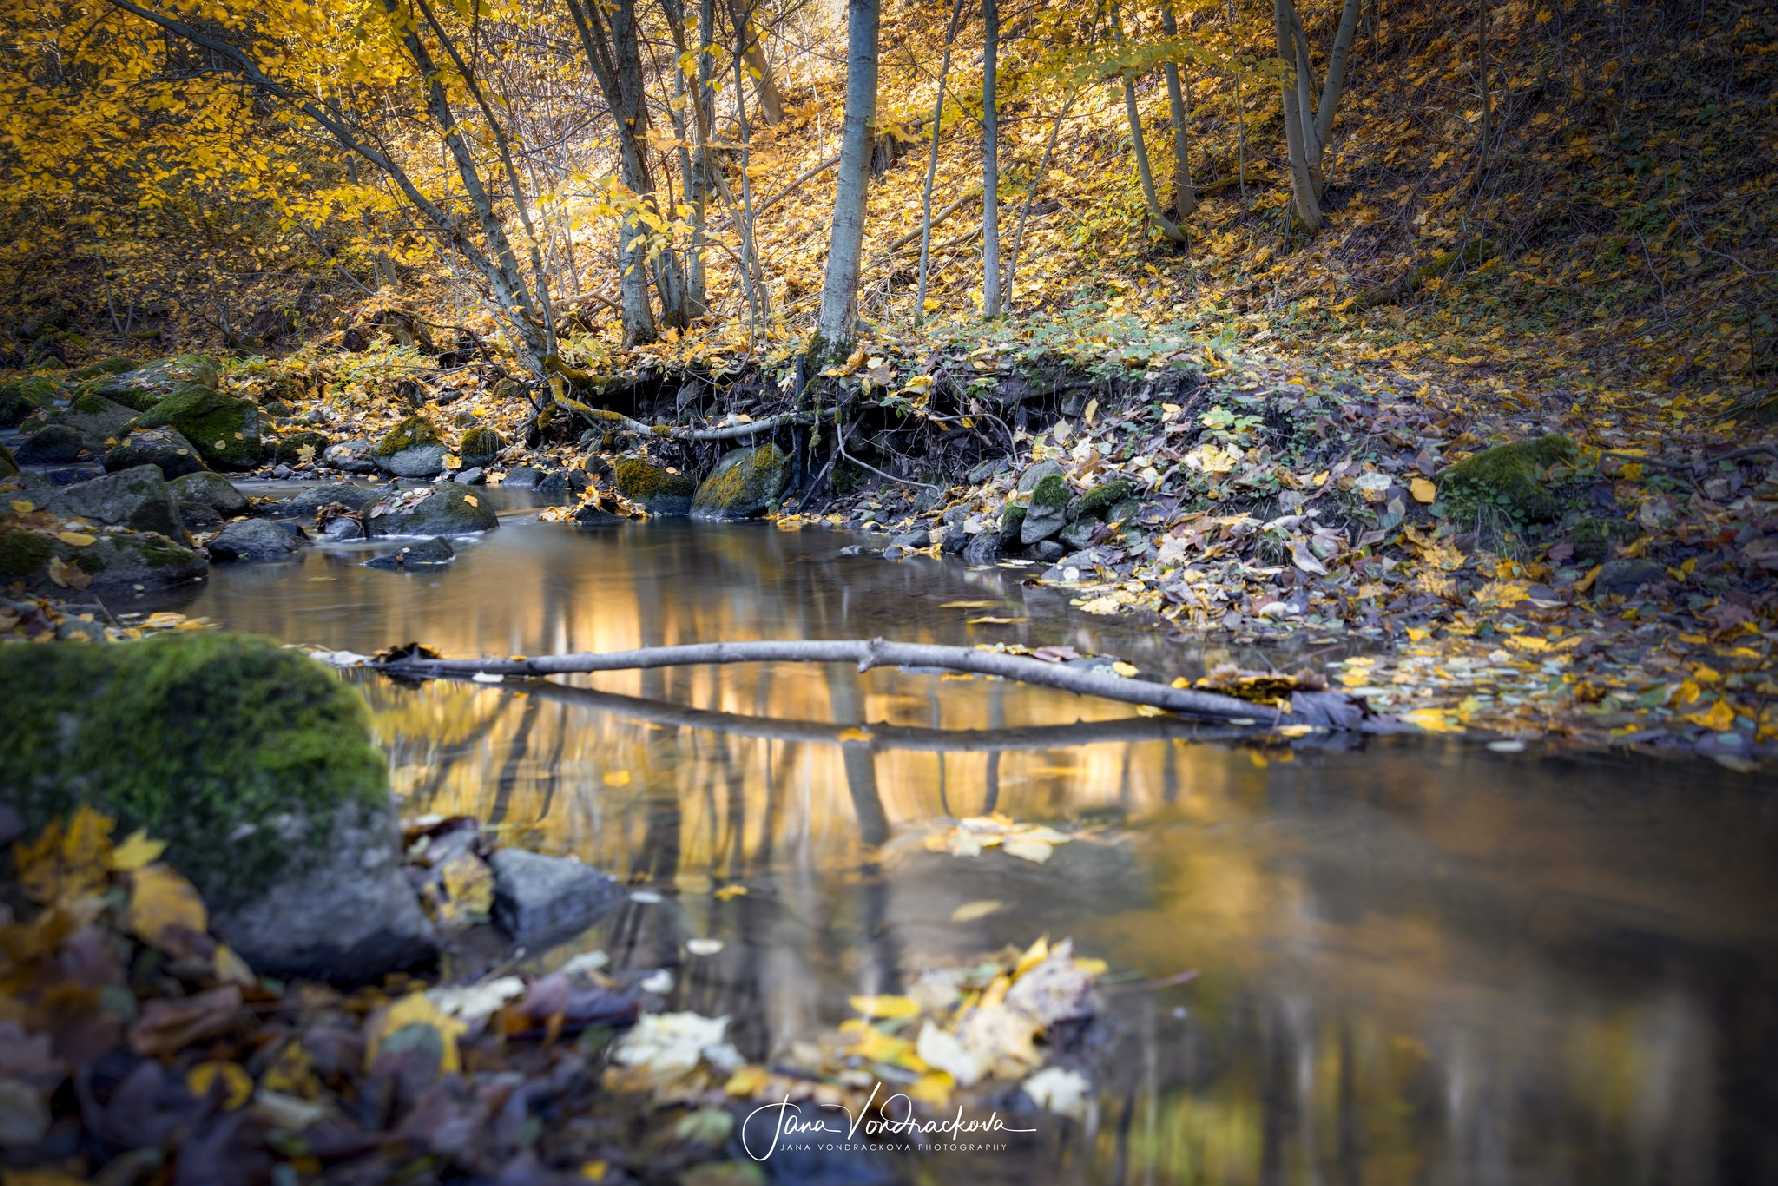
[1113,0,1188,244]
[729,0,786,124]
[1160,0,1197,220]
[1003,89,1076,311]
[1274,0,1324,229]
[814,0,881,359]
[914,0,967,326]
[981,0,1002,315]
[730,8,771,331]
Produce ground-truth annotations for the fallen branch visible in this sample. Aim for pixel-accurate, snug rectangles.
[552,391,823,442]
[371,638,1371,728]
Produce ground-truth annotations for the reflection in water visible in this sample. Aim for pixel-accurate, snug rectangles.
[159,510,1778,1185]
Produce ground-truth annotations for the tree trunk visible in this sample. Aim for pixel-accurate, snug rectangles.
[1113,1,1188,245]
[814,0,881,359]
[1274,0,1324,229]
[981,0,1002,315]
[1160,0,1197,220]
[729,0,786,124]
[914,0,967,326]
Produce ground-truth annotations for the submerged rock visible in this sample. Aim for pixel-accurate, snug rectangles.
[691,443,791,520]
[367,484,498,536]
[104,426,206,479]
[0,634,434,984]
[208,518,308,562]
[49,464,188,542]
[488,849,623,948]
[613,456,696,516]
[135,384,266,471]
[365,537,455,569]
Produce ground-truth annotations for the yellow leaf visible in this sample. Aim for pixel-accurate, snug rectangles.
[724,1065,770,1096]
[109,829,167,871]
[128,864,208,946]
[602,770,632,787]
[836,727,874,743]
[1410,477,1437,504]
[56,531,97,547]
[1013,936,1050,979]
[1404,707,1464,733]
[463,494,479,507]
[187,1061,253,1109]
[367,993,465,1073]
[10,499,34,513]
[1684,699,1735,732]
[1110,661,1139,677]
[950,900,1004,922]
[1506,635,1550,653]
[713,884,749,901]
[850,994,922,1020]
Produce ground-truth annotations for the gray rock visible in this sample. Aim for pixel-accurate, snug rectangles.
[270,463,293,480]
[454,467,486,485]
[488,849,623,948]
[215,802,439,985]
[536,470,574,500]
[1058,518,1098,551]
[368,484,499,536]
[171,470,247,516]
[81,531,208,591]
[104,426,206,478]
[16,423,88,464]
[939,526,969,554]
[1595,558,1666,597]
[209,518,308,562]
[374,444,448,478]
[1032,540,1065,561]
[1015,459,1064,494]
[889,529,931,550]
[502,465,545,488]
[323,439,378,474]
[571,502,624,529]
[50,465,188,541]
[967,457,1010,484]
[265,481,380,519]
[365,537,455,569]
[962,533,1004,565]
[1020,502,1067,546]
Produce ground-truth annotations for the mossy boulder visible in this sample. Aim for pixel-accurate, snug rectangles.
[1440,434,1578,525]
[271,429,331,465]
[25,390,138,446]
[459,426,504,465]
[94,354,219,410]
[373,414,442,457]
[0,633,435,982]
[1075,478,1135,521]
[367,483,498,536]
[614,455,697,516]
[74,356,137,381]
[0,443,17,479]
[0,525,206,594]
[0,375,58,427]
[372,415,446,477]
[136,384,266,471]
[104,426,207,478]
[1020,472,1072,545]
[170,470,246,532]
[48,465,189,542]
[691,443,791,520]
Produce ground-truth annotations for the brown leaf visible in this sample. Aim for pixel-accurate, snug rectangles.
[130,985,243,1057]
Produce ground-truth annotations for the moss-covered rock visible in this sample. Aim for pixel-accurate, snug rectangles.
[0,634,436,982]
[373,414,442,457]
[271,429,331,465]
[14,423,88,464]
[691,443,791,520]
[94,353,219,409]
[1020,472,1073,545]
[459,426,504,465]
[74,356,138,381]
[0,443,17,478]
[998,502,1027,540]
[0,374,58,427]
[1075,478,1135,520]
[135,383,266,471]
[0,524,206,593]
[1440,434,1578,525]
[614,455,697,516]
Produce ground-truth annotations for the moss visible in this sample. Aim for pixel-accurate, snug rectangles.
[75,356,137,380]
[0,443,16,478]
[137,383,264,470]
[1441,434,1578,524]
[0,375,57,426]
[373,414,442,457]
[0,526,54,582]
[691,444,790,519]
[458,426,503,463]
[614,456,696,503]
[0,633,388,907]
[272,429,331,463]
[1029,472,1070,510]
[999,503,1028,537]
[1076,478,1134,520]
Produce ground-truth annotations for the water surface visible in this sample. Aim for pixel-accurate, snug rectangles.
[149,498,1778,1185]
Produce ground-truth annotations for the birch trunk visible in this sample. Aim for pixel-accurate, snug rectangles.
[981,0,1002,315]
[814,0,881,359]
[1160,0,1197,220]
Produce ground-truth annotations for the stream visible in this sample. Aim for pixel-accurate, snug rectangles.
[137,484,1778,1185]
